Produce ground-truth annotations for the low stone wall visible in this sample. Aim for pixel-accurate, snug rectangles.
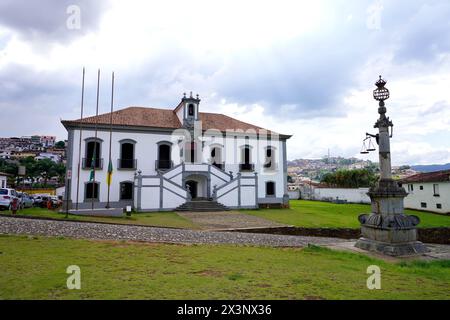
[235,227,450,245]
[417,228,450,245]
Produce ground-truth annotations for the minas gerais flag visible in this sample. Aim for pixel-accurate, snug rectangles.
[106,159,113,185]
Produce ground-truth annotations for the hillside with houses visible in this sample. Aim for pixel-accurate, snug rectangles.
[288,156,421,183]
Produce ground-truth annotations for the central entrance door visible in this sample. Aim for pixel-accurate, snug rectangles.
[185,180,198,199]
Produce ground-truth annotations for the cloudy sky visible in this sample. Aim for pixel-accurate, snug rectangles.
[0,0,449,165]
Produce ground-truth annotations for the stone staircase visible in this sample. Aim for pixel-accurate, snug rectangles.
[175,199,231,212]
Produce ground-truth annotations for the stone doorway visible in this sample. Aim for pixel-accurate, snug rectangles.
[184,174,208,200]
[185,180,198,199]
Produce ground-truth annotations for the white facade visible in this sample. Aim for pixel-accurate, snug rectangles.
[403,182,450,214]
[63,96,290,211]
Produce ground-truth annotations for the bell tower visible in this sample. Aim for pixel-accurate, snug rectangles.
[173,92,201,164]
[181,92,200,129]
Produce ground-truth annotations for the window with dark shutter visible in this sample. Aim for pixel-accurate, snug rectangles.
[120,182,133,200]
[266,181,275,196]
[85,182,99,200]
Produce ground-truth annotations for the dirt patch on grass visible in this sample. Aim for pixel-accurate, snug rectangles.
[192,270,224,277]
[304,295,326,300]
[93,239,163,248]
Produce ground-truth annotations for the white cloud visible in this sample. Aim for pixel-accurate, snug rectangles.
[0,0,449,166]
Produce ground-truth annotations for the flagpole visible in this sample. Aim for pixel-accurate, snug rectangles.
[75,67,85,212]
[91,69,100,211]
[106,72,114,208]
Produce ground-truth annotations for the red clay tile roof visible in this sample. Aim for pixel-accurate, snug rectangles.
[199,112,271,133]
[65,107,181,129]
[62,106,283,135]
[400,170,450,183]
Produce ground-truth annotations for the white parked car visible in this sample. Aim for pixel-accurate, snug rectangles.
[17,192,34,208]
[0,188,18,210]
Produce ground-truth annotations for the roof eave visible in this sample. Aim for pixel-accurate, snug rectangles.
[280,134,293,140]
[62,120,292,139]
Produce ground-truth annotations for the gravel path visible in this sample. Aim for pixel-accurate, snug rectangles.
[177,211,288,230]
[0,216,345,247]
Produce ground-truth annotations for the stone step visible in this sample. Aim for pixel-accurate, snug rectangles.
[175,200,230,212]
[179,204,228,208]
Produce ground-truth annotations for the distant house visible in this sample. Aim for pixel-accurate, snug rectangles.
[400,170,450,214]
[0,151,12,159]
[0,172,10,188]
[40,136,56,147]
[35,152,61,163]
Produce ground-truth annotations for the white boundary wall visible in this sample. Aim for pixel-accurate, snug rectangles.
[313,188,370,204]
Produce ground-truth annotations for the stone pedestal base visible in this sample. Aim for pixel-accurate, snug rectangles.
[355,225,429,256]
[360,224,419,242]
[355,237,429,256]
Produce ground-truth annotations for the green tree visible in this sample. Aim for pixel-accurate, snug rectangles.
[53,162,66,184]
[35,158,55,186]
[0,159,18,176]
[55,141,66,149]
[321,169,378,188]
[1,157,66,188]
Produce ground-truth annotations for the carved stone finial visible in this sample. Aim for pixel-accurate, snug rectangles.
[183,92,186,98]
[196,94,199,99]
[190,91,193,98]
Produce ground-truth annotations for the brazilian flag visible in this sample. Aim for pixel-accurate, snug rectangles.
[89,155,96,181]
[106,159,113,186]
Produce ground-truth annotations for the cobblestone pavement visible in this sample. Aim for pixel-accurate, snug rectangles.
[177,211,288,230]
[0,216,345,247]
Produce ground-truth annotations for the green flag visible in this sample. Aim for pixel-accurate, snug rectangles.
[89,155,96,181]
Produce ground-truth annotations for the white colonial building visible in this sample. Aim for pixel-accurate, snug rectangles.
[0,172,9,189]
[399,170,450,214]
[62,94,291,212]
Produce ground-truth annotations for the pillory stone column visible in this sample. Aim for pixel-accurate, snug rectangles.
[355,76,429,256]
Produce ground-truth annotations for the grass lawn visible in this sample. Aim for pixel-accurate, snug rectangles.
[0,235,448,299]
[0,207,198,229]
[243,200,450,228]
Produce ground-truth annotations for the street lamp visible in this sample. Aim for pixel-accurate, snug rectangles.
[355,76,428,256]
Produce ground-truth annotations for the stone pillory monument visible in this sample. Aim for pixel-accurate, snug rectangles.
[355,76,429,256]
